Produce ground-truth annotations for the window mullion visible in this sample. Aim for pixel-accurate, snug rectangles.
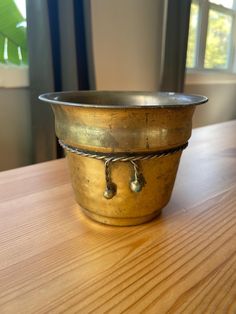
[197,0,209,69]
[230,14,236,72]
[232,1,236,73]
[210,3,234,14]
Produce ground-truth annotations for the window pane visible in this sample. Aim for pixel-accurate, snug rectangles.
[204,10,232,69]
[186,3,199,68]
[209,0,234,9]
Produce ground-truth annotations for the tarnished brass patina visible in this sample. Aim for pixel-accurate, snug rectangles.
[39,91,207,226]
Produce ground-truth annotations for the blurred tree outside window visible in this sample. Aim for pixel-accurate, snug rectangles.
[187,3,199,68]
[186,0,235,71]
[0,0,27,65]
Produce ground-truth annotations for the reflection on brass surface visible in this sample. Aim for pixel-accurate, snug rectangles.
[39,91,208,226]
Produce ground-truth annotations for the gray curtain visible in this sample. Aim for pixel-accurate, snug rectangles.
[160,0,191,92]
[26,0,95,163]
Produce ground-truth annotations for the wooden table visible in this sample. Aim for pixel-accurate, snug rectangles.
[0,120,236,314]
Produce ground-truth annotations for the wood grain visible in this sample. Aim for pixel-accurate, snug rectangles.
[0,120,236,314]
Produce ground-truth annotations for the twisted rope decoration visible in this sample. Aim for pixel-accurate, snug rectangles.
[59,139,188,199]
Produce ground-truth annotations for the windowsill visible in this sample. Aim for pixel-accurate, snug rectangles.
[185,70,236,85]
[0,64,29,88]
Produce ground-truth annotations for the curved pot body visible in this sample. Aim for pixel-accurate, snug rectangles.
[39,91,207,226]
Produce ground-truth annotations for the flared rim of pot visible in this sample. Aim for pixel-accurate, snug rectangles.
[39,91,208,109]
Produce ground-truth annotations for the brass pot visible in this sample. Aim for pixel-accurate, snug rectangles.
[39,91,207,226]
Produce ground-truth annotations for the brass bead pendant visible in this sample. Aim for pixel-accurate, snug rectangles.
[103,183,117,199]
[129,161,145,193]
[130,179,143,193]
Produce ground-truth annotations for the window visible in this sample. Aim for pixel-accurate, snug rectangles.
[186,0,236,72]
[0,0,28,87]
[0,0,27,65]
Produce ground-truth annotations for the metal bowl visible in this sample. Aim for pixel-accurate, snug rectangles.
[39,91,207,226]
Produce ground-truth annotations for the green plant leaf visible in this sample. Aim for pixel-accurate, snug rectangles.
[0,0,27,65]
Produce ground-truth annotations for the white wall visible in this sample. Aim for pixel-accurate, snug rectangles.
[90,0,166,91]
[185,76,236,128]
[0,88,32,171]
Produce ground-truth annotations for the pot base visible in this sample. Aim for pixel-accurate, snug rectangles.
[81,206,162,226]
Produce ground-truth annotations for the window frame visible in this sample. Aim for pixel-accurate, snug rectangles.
[187,0,236,73]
